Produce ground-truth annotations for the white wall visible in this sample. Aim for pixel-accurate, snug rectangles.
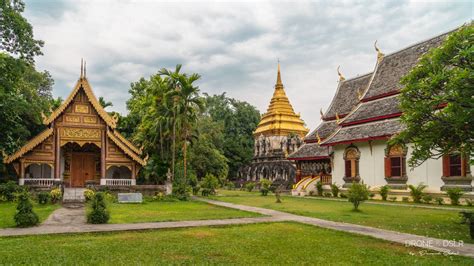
[332,141,473,192]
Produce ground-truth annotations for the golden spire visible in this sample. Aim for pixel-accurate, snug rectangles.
[84,60,87,78]
[80,58,84,79]
[337,66,345,81]
[276,60,283,88]
[253,62,309,138]
[374,40,384,63]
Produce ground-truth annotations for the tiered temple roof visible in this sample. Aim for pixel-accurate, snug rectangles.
[289,73,372,160]
[322,30,451,146]
[253,63,309,138]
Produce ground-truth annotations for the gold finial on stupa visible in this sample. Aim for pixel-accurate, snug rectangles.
[337,66,345,81]
[80,58,84,79]
[374,40,384,63]
[276,60,283,87]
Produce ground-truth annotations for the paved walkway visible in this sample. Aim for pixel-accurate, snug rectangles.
[1,198,473,258]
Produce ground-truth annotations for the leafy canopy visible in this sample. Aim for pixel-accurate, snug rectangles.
[392,24,474,166]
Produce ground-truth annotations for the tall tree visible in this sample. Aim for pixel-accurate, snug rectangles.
[392,24,474,167]
[99,96,113,109]
[0,0,44,64]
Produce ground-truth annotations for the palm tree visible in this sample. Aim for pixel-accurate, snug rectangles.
[99,96,113,109]
[160,65,203,183]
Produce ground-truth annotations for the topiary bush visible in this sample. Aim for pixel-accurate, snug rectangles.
[347,182,369,211]
[200,174,219,196]
[87,192,110,224]
[37,192,50,205]
[245,182,255,192]
[259,178,272,196]
[408,183,427,203]
[379,185,390,201]
[330,183,339,197]
[447,188,464,206]
[14,192,39,227]
[316,181,323,196]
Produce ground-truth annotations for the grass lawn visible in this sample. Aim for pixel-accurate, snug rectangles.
[0,202,59,228]
[210,190,473,243]
[0,222,470,264]
[107,200,262,224]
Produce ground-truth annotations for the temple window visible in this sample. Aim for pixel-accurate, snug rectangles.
[384,144,406,178]
[343,146,360,178]
[25,164,53,179]
[443,153,467,177]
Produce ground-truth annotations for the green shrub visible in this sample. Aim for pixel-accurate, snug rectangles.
[14,192,39,227]
[447,188,464,206]
[435,197,444,205]
[245,182,255,192]
[408,183,427,203]
[347,182,369,211]
[323,192,332,197]
[379,185,390,201]
[388,196,397,202]
[330,183,339,197]
[259,178,272,196]
[50,188,62,204]
[37,192,50,205]
[87,192,110,224]
[200,174,219,196]
[0,181,20,201]
[340,193,347,198]
[402,197,409,203]
[422,195,433,204]
[226,182,235,190]
[172,182,191,201]
[83,189,95,202]
[369,192,375,199]
[316,181,323,196]
[465,199,473,207]
[192,185,201,195]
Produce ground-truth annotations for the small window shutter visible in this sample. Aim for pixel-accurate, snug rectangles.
[442,155,450,177]
[384,157,391,177]
[461,155,467,177]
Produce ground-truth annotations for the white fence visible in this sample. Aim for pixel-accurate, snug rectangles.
[20,178,61,187]
[100,179,136,186]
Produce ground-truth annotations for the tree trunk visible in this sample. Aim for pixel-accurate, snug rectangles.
[172,110,176,182]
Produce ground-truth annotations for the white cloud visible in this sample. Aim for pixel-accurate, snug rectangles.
[24,0,471,129]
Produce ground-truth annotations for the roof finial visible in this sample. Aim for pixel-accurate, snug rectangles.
[84,60,87,78]
[374,40,384,62]
[276,59,282,87]
[80,58,84,79]
[357,88,363,100]
[336,112,341,124]
[316,131,321,144]
[320,108,324,120]
[337,66,345,81]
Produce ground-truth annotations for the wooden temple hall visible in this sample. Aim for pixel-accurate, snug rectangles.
[3,62,145,188]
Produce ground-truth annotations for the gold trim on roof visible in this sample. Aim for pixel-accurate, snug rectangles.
[107,131,145,166]
[3,128,54,164]
[43,78,117,129]
[113,130,142,155]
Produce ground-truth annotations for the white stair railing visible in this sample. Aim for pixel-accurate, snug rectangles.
[100,179,135,186]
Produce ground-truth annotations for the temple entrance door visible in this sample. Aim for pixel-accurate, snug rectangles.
[71,153,96,187]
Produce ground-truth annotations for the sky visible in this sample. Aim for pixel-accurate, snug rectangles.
[24,0,472,129]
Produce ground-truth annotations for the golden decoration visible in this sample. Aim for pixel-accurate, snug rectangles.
[337,66,345,81]
[83,116,97,124]
[374,40,384,62]
[357,88,363,100]
[107,131,145,165]
[336,113,341,124]
[61,128,101,140]
[316,131,321,144]
[113,130,142,155]
[75,104,89,114]
[65,116,81,123]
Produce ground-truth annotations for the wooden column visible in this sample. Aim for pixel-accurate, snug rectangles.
[101,129,106,178]
[54,127,61,179]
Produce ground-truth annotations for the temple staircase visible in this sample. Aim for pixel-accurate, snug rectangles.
[63,188,86,203]
[291,176,320,196]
